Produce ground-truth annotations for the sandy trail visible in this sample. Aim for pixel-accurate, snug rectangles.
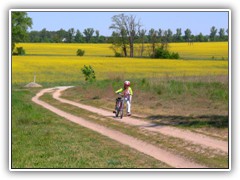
[53,86,228,153]
[32,87,207,168]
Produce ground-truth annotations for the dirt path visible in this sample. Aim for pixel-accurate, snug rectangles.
[53,86,228,154]
[32,87,207,168]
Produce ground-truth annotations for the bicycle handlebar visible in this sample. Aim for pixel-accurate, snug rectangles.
[116,93,124,97]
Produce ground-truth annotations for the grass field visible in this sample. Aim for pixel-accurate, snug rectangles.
[12,89,169,168]
[11,42,229,168]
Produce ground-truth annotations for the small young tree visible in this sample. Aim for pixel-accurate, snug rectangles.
[81,65,96,82]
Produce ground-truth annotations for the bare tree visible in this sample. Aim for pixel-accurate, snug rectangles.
[110,13,141,57]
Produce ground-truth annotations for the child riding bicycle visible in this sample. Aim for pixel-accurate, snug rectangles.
[113,80,133,116]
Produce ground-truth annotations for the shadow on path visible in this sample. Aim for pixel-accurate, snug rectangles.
[146,114,228,128]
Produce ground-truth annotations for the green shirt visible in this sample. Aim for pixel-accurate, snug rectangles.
[115,87,133,96]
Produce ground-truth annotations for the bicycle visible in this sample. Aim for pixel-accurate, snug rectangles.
[114,93,124,119]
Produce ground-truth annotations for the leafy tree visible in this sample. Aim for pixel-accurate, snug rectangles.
[11,12,32,52]
[161,30,169,50]
[226,28,229,36]
[40,28,50,42]
[67,28,75,43]
[98,35,106,43]
[29,31,40,42]
[94,30,100,43]
[138,29,147,57]
[57,28,68,42]
[219,28,225,41]
[210,26,217,41]
[225,28,229,41]
[158,29,163,42]
[75,30,84,43]
[95,30,100,38]
[166,29,173,42]
[196,33,205,42]
[184,28,192,42]
[148,28,158,55]
[83,28,94,43]
[174,28,182,42]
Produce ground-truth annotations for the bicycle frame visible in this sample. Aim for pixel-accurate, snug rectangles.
[115,96,124,118]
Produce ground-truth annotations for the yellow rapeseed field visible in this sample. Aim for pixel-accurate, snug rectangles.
[12,43,228,84]
[168,42,228,60]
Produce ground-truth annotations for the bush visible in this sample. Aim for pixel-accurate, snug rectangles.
[152,47,180,59]
[12,47,26,56]
[12,52,18,56]
[17,47,26,55]
[171,52,180,59]
[114,52,122,57]
[76,49,85,56]
[81,65,96,82]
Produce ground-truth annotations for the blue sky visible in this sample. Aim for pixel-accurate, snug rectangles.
[27,11,229,36]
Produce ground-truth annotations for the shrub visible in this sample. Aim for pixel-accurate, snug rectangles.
[17,47,26,55]
[171,52,180,59]
[81,65,96,82]
[76,49,85,56]
[12,52,18,56]
[152,47,180,59]
[140,78,150,88]
[114,52,122,57]
[12,47,26,56]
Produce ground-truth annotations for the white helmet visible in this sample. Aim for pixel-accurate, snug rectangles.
[124,80,130,88]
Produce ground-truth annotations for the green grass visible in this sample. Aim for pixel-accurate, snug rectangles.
[40,92,228,168]
[11,41,229,169]
[11,79,229,168]
[61,78,229,141]
[11,89,171,168]
[62,78,228,116]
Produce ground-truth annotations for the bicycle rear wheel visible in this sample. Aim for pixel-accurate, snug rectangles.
[115,109,119,117]
[119,100,124,119]
[119,109,123,119]
[115,101,120,118]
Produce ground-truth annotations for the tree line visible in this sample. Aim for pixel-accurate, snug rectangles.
[27,25,228,44]
[28,28,107,43]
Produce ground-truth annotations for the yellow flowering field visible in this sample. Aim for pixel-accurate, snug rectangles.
[12,43,228,84]
[16,43,114,56]
[168,42,228,60]
[16,42,228,59]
